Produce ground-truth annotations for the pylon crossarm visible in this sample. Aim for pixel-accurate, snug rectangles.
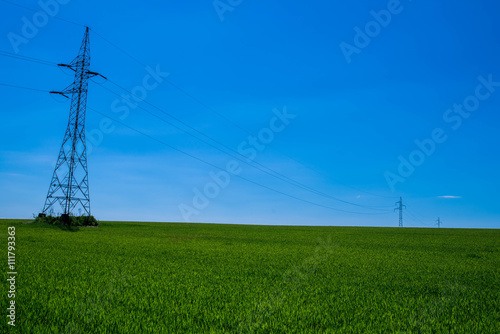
[87,70,106,80]
[57,63,75,71]
[49,91,70,99]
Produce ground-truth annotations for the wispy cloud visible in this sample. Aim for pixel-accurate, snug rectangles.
[438,196,462,199]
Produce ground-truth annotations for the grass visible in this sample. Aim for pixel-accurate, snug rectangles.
[1,219,499,333]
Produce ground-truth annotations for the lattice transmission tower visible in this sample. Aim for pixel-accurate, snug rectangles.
[39,27,104,219]
[394,197,406,227]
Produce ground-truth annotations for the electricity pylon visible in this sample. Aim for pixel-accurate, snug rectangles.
[394,197,406,227]
[435,217,442,228]
[40,27,104,220]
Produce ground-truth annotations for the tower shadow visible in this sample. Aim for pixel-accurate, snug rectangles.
[54,223,80,232]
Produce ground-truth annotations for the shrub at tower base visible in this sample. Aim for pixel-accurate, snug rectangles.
[34,214,99,227]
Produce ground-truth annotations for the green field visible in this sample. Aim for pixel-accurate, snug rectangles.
[1,219,499,333]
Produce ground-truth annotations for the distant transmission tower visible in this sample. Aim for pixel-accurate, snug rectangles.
[394,197,406,227]
[435,217,442,228]
[39,27,104,220]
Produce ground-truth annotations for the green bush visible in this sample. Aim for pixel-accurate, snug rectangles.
[34,214,98,227]
[75,215,98,226]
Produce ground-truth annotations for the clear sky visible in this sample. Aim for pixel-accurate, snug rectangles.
[1,0,499,228]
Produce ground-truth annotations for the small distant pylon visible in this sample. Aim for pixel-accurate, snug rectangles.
[39,27,105,219]
[394,197,406,227]
[435,217,442,228]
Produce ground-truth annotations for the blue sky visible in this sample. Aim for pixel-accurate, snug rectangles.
[1,0,499,228]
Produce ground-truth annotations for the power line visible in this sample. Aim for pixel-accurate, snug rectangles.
[86,105,392,216]
[402,205,436,228]
[88,29,397,201]
[0,50,58,67]
[95,79,391,213]
[0,83,49,93]
[405,211,431,227]
[90,30,148,68]
[406,205,433,226]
